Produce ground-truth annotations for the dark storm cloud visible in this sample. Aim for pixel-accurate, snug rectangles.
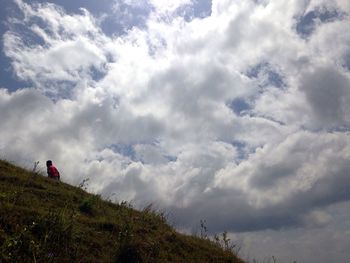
[169,132,350,233]
[300,66,350,127]
[171,158,350,233]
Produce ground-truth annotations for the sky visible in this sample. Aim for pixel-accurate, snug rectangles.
[0,0,350,262]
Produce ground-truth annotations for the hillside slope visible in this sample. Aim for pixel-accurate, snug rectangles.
[0,160,245,263]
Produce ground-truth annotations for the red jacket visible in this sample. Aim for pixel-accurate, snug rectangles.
[48,165,60,179]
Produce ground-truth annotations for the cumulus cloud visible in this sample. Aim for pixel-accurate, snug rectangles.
[4,0,108,97]
[300,66,350,127]
[1,0,350,262]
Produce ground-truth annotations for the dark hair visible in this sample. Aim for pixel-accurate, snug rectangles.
[46,160,52,166]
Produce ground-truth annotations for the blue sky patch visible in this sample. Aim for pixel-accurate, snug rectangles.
[20,0,144,36]
[109,143,137,161]
[0,0,27,90]
[177,0,212,22]
[246,62,285,88]
[23,0,112,15]
[227,98,252,116]
[343,53,350,71]
[164,155,177,162]
[231,140,249,162]
[101,1,153,36]
[296,7,345,38]
[42,79,77,100]
[89,66,107,82]
[0,51,28,91]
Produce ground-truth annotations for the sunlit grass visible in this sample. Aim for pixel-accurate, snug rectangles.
[0,159,244,262]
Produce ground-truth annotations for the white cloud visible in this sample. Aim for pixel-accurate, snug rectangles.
[2,0,350,262]
[113,0,145,9]
[4,0,108,96]
[149,0,193,14]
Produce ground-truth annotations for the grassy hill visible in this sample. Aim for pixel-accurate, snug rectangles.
[0,160,245,263]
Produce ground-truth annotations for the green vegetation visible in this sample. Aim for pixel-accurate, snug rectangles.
[0,160,245,263]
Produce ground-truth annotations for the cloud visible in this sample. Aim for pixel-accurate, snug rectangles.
[149,0,193,14]
[1,1,350,262]
[108,0,152,34]
[4,0,108,97]
[170,131,350,232]
[300,66,350,127]
[232,201,350,263]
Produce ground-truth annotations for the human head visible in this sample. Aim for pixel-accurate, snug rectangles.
[46,160,53,167]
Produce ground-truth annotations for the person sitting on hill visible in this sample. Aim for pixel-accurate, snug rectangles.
[46,160,60,181]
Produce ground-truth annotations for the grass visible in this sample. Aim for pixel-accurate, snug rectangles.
[0,160,245,263]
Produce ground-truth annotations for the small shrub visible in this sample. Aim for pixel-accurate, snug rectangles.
[141,204,169,225]
[200,219,208,240]
[32,161,40,173]
[120,200,133,209]
[79,195,100,215]
[77,178,89,191]
[219,231,242,257]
